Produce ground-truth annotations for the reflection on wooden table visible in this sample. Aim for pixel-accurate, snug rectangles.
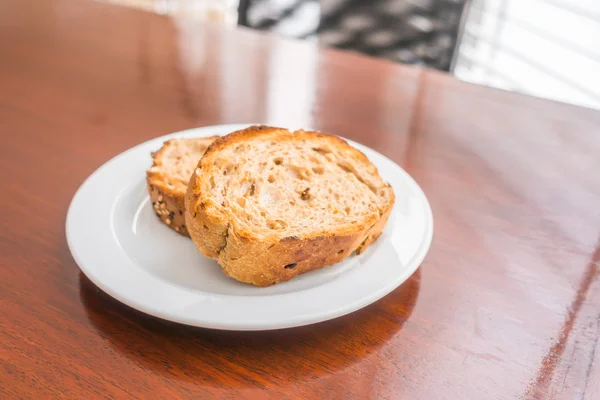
[97,0,239,24]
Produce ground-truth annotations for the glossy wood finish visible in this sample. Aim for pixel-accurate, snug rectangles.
[1,0,600,398]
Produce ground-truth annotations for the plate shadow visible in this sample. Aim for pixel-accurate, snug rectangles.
[79,267,421,388]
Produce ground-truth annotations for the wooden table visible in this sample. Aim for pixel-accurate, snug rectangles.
[1,0,600,398]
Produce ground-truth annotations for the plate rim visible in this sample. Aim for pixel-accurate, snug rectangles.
[66,123,433,330]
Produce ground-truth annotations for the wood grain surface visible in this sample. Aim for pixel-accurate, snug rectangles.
[1,0,600,398]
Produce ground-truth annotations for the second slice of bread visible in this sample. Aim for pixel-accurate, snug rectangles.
[185,126,395,286]
[147,136,217,236]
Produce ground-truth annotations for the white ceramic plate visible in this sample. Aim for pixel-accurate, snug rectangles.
[67,124,433,330]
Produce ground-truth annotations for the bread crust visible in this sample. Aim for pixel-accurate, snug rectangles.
[147,179,189,235]
[185,126,395,287]
[147,137,217,236]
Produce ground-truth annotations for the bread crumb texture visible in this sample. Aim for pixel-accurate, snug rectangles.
[147,137,217,236]
[185,126,395,287]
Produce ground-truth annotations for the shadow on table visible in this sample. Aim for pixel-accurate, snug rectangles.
[79,267,421,388]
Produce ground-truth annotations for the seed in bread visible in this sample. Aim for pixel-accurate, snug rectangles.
[185,125,395,287]
[147,136,217,236]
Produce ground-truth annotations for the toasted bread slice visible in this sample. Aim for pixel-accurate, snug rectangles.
[147,136,217,236]
[185,126,395,286]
